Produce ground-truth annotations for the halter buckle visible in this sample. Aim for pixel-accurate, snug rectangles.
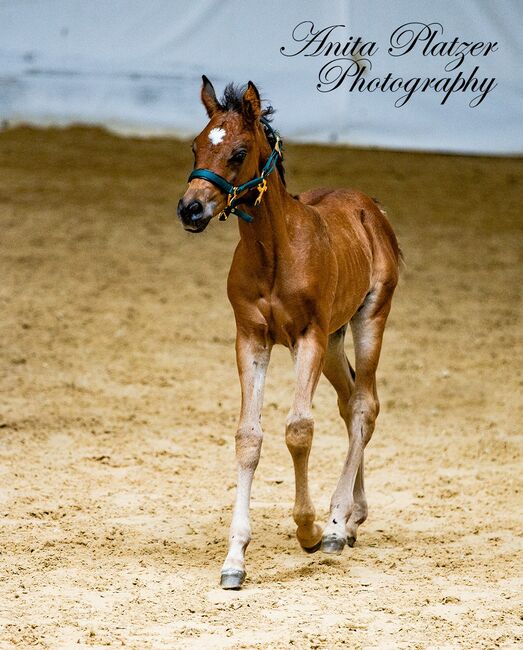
[254,179,268,206]
[226,188,238,208]
[218,188,238,220]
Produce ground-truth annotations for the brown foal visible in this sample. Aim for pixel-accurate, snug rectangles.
[177,77,401,589]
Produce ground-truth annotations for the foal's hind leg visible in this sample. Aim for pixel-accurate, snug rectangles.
[286,328,326,552]
[322,283,394,553]
[322,325,368,549]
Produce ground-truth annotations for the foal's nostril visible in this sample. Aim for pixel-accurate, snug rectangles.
[187,201,203,221]
[178,198,204,223]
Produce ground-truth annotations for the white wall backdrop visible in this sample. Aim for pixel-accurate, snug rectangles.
[0,0,521,154]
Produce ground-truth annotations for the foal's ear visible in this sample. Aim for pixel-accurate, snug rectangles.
[242,81,262,124]
[201,75,220,117]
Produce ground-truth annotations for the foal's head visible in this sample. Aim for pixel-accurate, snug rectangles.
[177,77,276,233]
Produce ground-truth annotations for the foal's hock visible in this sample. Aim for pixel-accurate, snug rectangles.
[177,77,401,590]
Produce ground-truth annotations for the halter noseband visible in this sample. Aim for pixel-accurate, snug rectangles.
[187,117,283,223]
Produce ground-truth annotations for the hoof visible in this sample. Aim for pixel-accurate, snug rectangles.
[302,538,322,554]
[347,535,356,548]
[321,534,346,555]
[220,569,246,590]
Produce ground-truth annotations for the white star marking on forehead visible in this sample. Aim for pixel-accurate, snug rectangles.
[209,127,226,145]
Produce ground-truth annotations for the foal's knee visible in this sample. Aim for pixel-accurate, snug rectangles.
[348,394,379,444]
[285,414,314,457]
[235,425,263,470]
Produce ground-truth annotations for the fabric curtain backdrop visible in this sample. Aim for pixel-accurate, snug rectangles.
[0,0,521,154]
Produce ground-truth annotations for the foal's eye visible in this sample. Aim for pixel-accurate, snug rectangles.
[229,150,247,164]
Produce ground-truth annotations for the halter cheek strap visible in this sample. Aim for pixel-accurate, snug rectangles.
[187,117,283,223]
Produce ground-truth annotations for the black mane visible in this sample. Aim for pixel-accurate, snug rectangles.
[220,83,286,185]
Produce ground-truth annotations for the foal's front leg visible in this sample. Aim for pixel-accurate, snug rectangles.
[220,334,271,589]
[286,329,326,552]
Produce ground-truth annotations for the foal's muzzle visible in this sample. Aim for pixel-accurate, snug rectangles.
[177,197,212,233]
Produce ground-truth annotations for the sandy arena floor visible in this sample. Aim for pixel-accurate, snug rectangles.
[0,126,521,649]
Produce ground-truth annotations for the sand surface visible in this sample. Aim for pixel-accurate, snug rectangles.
[0,126,521,648]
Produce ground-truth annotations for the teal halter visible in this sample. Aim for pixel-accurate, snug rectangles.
[187,117,283,223]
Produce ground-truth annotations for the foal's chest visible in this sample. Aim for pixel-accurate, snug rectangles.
[228,239,332,346]
[242,282,324,347]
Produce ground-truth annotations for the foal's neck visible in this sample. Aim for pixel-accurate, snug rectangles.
[236,169,294,264]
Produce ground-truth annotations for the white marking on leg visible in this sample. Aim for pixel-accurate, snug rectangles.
[209,127,226,145]
[222,342,271,577]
